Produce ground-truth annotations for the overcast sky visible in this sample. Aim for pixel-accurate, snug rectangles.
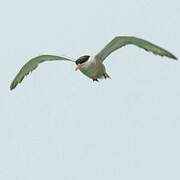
[0,0,180,179]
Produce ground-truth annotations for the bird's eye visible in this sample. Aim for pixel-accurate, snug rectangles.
[75,60,79,65]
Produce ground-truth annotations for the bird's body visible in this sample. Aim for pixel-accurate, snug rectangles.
[10,36,177,90]
[76,56,108,81]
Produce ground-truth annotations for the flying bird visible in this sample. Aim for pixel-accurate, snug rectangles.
[10,36,177,90]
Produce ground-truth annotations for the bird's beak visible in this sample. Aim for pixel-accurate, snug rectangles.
[75,64,82,71]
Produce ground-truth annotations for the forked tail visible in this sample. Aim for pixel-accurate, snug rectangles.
[103,72,111,79]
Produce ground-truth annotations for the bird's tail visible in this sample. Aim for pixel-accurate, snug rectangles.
[103,72,111,79]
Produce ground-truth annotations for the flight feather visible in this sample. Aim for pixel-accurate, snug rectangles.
[10,55,74,90]
[95,36,177,62]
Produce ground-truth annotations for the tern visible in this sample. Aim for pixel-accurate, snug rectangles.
[10,36,177,90]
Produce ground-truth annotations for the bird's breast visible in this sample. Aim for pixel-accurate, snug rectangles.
[79,60,105,79]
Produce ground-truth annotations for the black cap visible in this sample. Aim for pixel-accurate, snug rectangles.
[76,55,90,65]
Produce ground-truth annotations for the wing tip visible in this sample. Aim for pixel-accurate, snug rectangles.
[172,55,178,60]
[10,81,17,91]
[168,53,178,60]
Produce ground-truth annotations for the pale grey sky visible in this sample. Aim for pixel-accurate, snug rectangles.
[0,0,180,179]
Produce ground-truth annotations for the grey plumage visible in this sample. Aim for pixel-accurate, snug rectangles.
[10,55,74,90]
[10,36,177,90]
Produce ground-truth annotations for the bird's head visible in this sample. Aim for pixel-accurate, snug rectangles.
[75,55,90,71]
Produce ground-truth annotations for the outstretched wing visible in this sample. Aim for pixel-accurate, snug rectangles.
[95,36,177,62]
[10,55,74,90]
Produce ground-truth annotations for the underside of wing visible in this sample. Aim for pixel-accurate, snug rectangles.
[95,36,177,62]
[10,55,74,90]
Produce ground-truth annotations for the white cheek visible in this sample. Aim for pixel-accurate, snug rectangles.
[80,62,91,70]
